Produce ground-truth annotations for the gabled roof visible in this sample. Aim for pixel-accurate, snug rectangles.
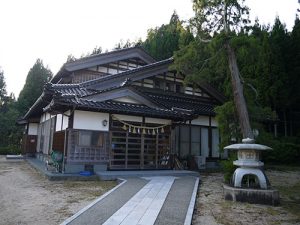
[83,86,160,109]
[133,86,217,116]
[20,53,225,122]
[44,95,192,120]
[51,47,156,83]
[80,58,173,91]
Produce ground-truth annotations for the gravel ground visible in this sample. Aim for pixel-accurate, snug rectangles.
[1,155,299,225]
[193,169,300,225]
[0,156,116,225]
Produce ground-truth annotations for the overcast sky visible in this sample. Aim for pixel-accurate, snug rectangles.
[0,0,299,97]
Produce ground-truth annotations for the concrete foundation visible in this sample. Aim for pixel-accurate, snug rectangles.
[64,164,85,173]
[223,184,280,206]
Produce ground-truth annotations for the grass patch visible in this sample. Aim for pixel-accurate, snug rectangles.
[264,207,280,216]
[273,179,300,220]
[265,164,300,172]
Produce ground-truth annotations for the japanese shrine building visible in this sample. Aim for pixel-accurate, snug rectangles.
[19,47,225,173]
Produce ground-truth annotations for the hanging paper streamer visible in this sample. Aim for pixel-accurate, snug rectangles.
[112,115,170,135]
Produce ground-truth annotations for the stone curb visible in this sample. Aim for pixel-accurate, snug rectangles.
[184,177,200,225]
[60,178,127,225]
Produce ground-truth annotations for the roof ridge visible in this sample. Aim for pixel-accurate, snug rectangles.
[64,46,154,66]
[79,57,173,88]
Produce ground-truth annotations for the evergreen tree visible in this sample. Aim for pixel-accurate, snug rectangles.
[142,11,194,60]
[175,0,254,139]
[0,69,7,106]
[0,69,21,150]
[17,59,53,115]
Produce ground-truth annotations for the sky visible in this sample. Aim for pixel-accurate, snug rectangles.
[0,0,299,98]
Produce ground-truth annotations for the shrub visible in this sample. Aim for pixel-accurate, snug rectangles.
[220,152,237,184]
[0,145,21,155]
[256,132,300,164]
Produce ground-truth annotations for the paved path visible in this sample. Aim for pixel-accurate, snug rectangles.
[61,176,199,225]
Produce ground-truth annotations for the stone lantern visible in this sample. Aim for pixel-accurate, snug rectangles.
[223,138,279,205]
[226,138,271,189]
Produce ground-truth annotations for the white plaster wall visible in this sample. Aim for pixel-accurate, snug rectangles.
[62,114,69,130]
[73,110,109,131]
[56,114,62,131]
[211,117,218,126]
[108,68,118,75]
[40,112,52,123]
[45,113,51,121]
[191,116,210,126]
[40,113,45,123]
[113,114,142,122]
[28,123,38,135]
[145,117,171,125]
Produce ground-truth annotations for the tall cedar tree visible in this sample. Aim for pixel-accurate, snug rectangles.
[18,59,52,115]
[0,69,7,105]
[176,0,254,139]
[0,70,20,148]
[142,11,194,60]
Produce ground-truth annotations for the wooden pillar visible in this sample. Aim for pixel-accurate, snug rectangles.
[189,120,192,155]
[155,132,159,169]
[209,116,212,158]
[141,117,145,169]
[125,131,128,169]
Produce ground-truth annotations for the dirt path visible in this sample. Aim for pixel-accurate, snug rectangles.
[0,156,116,225]
[193,170,300,225]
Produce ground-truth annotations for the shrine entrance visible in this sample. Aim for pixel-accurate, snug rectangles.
[109,119,171,170]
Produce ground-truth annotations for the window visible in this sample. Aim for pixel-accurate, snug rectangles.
[212,128,220,157]
[201,128,209,157]
[191,126,201,156]
[180,125,190,157]
[78,131,104,147]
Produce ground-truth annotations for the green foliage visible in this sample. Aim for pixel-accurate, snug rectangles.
[17,59,52,115]
[215,101,241,149]
[114,39,134,50]
[0,69,7,101]
[0,145,21,155]
[256,131,300,164]
[220,152,237,183]
[192,0,251,36]
[0,70,22,150]
[142,11,194,60]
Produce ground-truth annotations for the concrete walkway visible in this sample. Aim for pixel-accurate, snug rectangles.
[61,176,199,225]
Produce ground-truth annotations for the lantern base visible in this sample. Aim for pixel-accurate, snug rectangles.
[223,184,279,206]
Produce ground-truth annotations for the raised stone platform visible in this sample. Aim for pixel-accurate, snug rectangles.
[96,170,199,181]
[223,184,280,206]
[6,154,24,160]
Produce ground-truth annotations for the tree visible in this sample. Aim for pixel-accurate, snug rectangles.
[0,69,7,106]
[180,0,253,139]
[142,11,194,60]
[114,39,134,50]
[0,69,21,150]
[18,59,53,115]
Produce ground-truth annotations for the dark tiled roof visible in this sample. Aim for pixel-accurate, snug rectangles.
[51,47,156,83]
[79,57,173,89]
[45,83,97,97]
[134,87,216,116]
[47,96,191,120]
[44,82,216,117]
